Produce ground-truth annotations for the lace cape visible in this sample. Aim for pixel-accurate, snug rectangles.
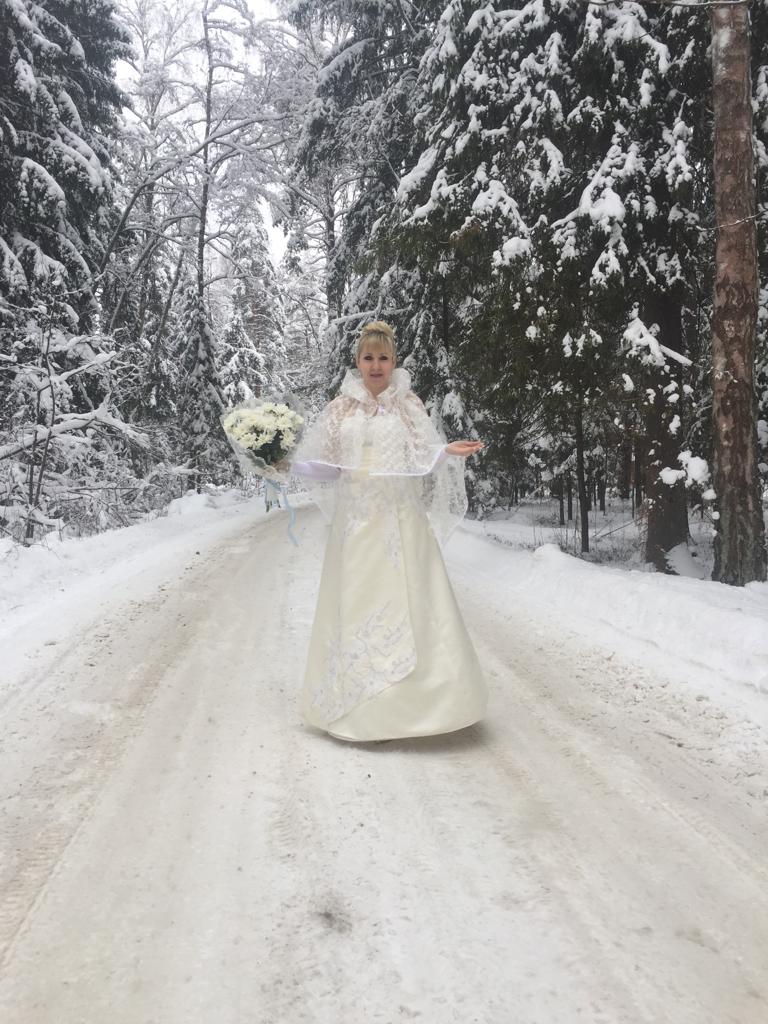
[293,367,468,543]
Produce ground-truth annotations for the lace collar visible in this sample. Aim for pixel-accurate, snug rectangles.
[340,367,412,410]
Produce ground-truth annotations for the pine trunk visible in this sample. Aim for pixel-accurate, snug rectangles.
[618,441,632,500]
[633,438,644,511]
[710,5,767,584]
[643,295,689,572]
[597,470,606,515]
[566,472,573,521]
[575,403,589,553]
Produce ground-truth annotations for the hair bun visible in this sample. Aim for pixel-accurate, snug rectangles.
[360,320,395,340]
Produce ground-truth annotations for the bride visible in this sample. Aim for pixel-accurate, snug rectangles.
[288,321,488,742]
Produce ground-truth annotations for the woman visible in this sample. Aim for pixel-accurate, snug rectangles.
[289,321,488,742]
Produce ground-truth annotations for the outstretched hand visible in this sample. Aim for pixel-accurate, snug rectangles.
[445,440,485,458]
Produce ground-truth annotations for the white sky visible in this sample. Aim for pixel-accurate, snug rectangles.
[251,0,281,19]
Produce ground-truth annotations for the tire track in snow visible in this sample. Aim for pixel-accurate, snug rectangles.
[453,561,768,1023]
[0,508,766,1024]
[0,516,283,972]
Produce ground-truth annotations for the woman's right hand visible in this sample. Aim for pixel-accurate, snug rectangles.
[445,440,484,458]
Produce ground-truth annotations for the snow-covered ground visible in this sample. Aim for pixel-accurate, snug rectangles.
[463,514,768,718]
[1,489,265,698]
[1,492,767,1022]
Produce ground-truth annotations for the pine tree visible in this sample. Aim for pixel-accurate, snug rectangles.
[284,1,450,395]
[178,286,224,486]
[389,0,764,562]
[219,312,267,404]
[228,221,287,393]
[0,0,130,325]
[0,0,134,541]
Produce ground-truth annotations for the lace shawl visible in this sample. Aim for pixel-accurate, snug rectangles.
[293,367,468,543]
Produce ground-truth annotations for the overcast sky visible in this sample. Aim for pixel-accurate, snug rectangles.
[251,0,281,24]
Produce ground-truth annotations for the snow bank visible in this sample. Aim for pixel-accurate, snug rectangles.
[0,489,270,692]
[452,527,768,714]
[5,490,766,733]
[1,491,248,613]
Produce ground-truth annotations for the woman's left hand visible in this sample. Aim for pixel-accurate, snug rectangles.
[445,440,485,458]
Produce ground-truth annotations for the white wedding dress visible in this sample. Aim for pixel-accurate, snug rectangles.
[291,368,488,741]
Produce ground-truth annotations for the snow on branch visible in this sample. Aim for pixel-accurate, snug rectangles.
[0,400,149,462]
[623,312,692,368]
[659,450,713,493]
[56,350,114,382]
[397,146,438,200]
[318,38,374,86]
[0,237,28,294]
[572,0,747,9]
[19,158,66,209]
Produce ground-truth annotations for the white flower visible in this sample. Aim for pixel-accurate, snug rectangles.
[221,399,305,474]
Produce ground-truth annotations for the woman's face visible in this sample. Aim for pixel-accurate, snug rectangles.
[356,344,394,396]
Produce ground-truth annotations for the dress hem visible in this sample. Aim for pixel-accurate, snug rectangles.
[317,709,486,743]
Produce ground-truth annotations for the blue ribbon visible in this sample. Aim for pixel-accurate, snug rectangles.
[265,479,299,546]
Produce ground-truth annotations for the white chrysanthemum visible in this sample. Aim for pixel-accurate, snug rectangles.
[221,399,305,477]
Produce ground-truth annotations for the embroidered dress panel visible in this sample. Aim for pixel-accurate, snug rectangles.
[301,440,419,725]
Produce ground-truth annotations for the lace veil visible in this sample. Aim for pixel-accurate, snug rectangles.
[293,367,468,543]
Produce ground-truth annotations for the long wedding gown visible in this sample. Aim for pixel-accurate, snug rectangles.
[292,368,488,741]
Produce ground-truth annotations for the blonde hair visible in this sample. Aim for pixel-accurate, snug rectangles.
[355,320,397,363]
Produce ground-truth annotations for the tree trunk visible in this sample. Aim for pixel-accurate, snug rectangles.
[566,472,573,521]
[24,311,57,543]
[633,437,644,511]
[323,211,340,320]
[323,178,343,322]
[618,440,632,500]
[136,181,157,341]
[710,4,767,584]
[643,295,689,572]
[644,399,689,572]
[193,10,215,494]
[148,249,185,380]
[442,277,450,353]
[575,402,589,553]
[557,476,565,526]
[597,469,606,515]
[197,33,213,312]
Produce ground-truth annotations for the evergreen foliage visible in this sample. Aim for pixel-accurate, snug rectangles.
[0,0,765,579]
[0,0,131,323]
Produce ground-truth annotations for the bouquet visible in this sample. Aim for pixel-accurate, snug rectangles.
[220,395,305,482]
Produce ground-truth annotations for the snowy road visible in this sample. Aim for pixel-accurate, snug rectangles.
[1,507,767,1023]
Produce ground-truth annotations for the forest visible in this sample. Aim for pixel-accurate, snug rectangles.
[1,0,766,585]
